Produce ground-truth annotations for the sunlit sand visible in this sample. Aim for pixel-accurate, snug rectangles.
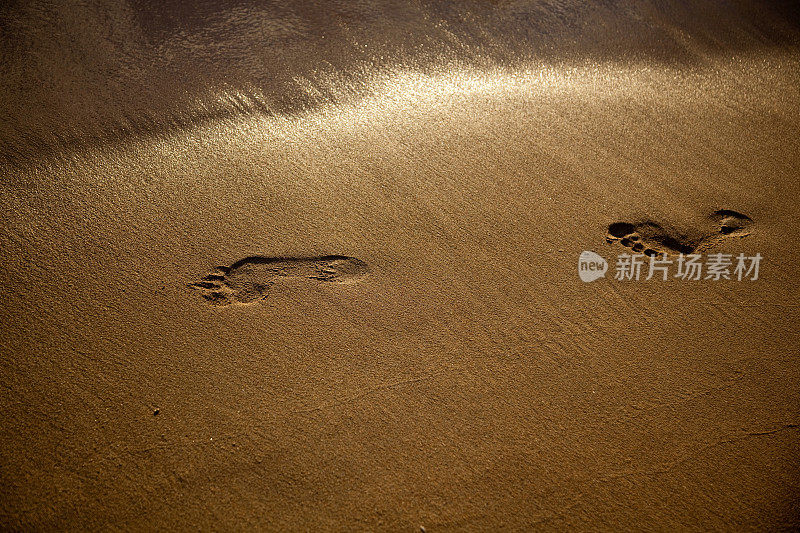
[1,1,799,530]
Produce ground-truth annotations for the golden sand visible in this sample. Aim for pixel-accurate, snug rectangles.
[1,1,799,530]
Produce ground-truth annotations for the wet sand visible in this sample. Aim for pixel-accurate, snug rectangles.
[1,1,799,530]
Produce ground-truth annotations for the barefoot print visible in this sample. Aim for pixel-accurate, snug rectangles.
[190,255,368,306]
[607,210,753,256]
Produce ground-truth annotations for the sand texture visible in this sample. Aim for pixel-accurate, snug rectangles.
[1,1,799,530]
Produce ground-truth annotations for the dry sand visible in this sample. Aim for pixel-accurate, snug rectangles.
[1,1,799,530]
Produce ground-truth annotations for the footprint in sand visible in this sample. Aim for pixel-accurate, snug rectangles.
[190,255,368,306]
[606,210,753,256]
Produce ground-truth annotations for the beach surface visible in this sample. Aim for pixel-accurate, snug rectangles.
[1,1,799,530]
